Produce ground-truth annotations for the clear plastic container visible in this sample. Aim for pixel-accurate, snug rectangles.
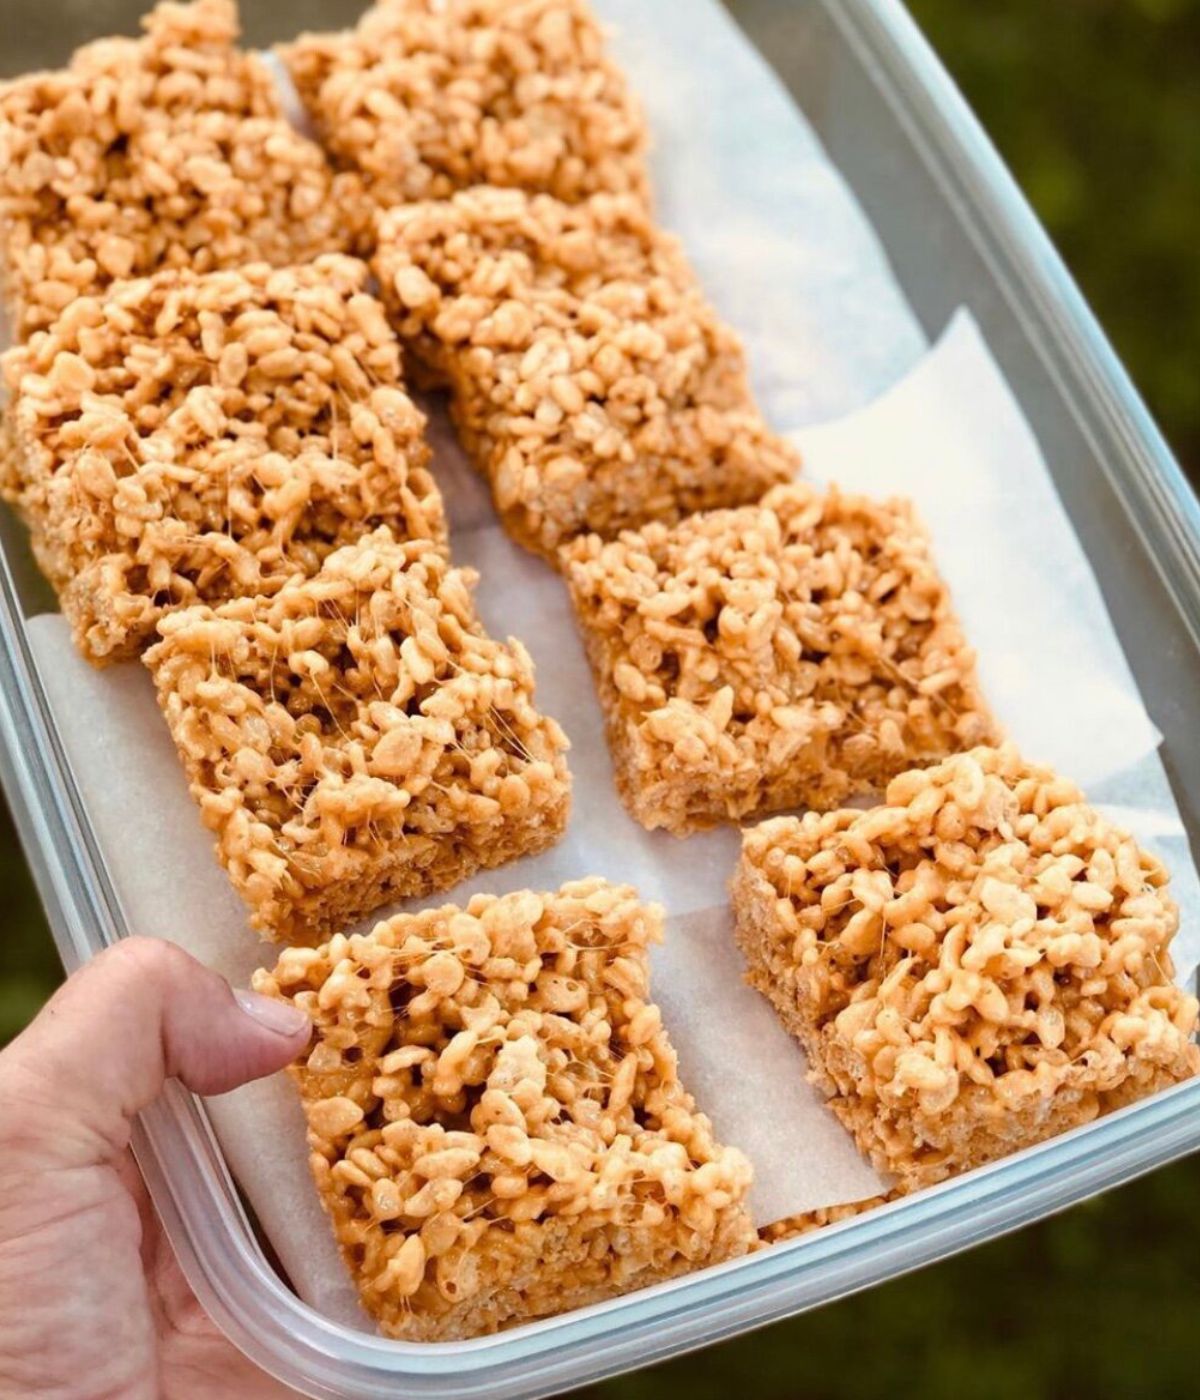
[3,2,1200,1396]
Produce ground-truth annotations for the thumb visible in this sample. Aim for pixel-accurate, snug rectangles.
[0,937,309,1169]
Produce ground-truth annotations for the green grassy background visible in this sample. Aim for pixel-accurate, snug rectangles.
[1,0,1198,1393]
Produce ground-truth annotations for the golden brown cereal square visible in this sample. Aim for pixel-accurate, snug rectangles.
[373,188,798,559]
[144,528,571,943]
[282,0,649,212]
[2,257,444,663]
[731,745,1200,1192]
[0,0,368,340]
[252,879,755,1339]
[562,482,996,834]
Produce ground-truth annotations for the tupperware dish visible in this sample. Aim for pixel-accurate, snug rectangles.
[2,1,1200,1396]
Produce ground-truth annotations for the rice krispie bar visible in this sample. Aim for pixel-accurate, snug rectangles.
[2,256,444,663]
[373,188,799,559]
[144,528,571,943]
[562,482,996,834]
[731,744,1200,1192]
[282,0,649,213]
[253,879,755,1339]
[0,0,367,340]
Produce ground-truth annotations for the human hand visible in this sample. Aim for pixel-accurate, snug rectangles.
[0,938,311,1399]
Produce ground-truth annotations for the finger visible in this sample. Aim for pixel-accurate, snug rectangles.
[0,937,310,1168]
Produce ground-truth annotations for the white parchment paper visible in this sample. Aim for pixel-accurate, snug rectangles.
[12,0,1200,1333]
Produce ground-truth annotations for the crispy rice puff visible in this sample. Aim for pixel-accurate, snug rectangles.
[2,257,444,663]
[758,1195,892,1246]
[253,879,755,1339]
[373,187,798,559]
[563,482,996,834]
[282,0,648,213]
[0,0,368,340]
[144,528,571,943]
[732,744,1200,1192]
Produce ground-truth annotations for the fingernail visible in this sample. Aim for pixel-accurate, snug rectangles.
[234,988,310,1038]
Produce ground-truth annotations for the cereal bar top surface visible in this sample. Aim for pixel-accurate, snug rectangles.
[253,879,755,1339]
[376,187,689,332]
[0,0,367,339]
[4,257,443,660]
[374,188,797,554]
[283,0,649,210]
[738,744,1199,1131]
[145,528,571,942]
[44,0,275,122]
[563,482,997,832]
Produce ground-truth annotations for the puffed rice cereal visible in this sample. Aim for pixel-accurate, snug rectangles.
[253,878,756,1339]
[0,0,368,340]
[732,744,1200,1191]
[758,1194,892,1246]
[3,257,444,663]
[563,482,996,834]
[373,187,799,559]
[144,527,571,942]
[282,0,649,213]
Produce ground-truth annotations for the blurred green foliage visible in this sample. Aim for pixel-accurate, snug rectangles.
[906,0,1200,474]
[584,1162,1200,1400]
[0,798,56,1042]
[0,0,1197,1395]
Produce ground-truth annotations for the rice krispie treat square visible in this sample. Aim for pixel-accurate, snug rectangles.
[3,256,444,663]
[373,188,798,559]
[732,744,1200,1193]
[145,528,571,942]
[0,0,367,340]
[562,481,997,835]
[252,879,755,1339]
[282,0,649,213]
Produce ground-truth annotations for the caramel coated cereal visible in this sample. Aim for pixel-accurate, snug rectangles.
[3,257,443,663]
[0,0,367,339]
[564,482,996,834]
[253,879,755,1338]
[283,0,648,213]
[145,528,571,942]
[732,745,1200,1192]
[373,188,798,558]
